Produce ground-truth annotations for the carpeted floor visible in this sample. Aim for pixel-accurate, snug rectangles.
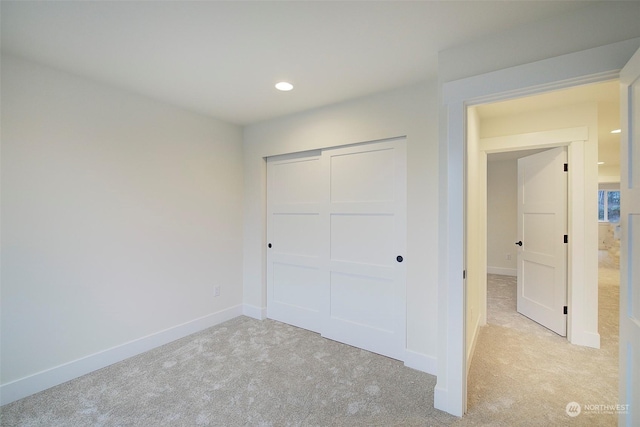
[1,252,619,426]
[458,251,620,426]
[0,316,457,427]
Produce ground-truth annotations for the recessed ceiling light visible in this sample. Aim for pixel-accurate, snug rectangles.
[275,82,293,91]
[611,129,621,134]
[598,162,605,165]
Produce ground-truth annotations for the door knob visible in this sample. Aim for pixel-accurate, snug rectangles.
[515,241,523,246]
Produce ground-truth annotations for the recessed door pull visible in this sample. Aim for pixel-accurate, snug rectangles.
[396,256,404,263]
[515,241,523,246]
[268,243,272,248]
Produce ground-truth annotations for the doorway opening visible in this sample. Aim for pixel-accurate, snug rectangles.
[464,80,621,420]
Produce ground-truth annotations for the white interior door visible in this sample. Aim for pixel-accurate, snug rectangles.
[322,140,407,360]
[266,151,326,333]
[266,139,406,361]
[619,46,640,426]
[516,147,567,336]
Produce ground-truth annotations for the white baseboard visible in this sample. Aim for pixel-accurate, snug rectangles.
[571,331,601,349]
[404,349,437,375]
[466,315,481,377]
[434,384,463,418]
[487,266,517,276]
[0,304,243,406]
[242,304,267,320]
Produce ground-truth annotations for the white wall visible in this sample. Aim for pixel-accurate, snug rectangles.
[1,55,244,403]
[486,159,517,276]
[599,164,620,184]
[242,81,440,371]
[465,106,485,372]
[480,103,598,141]
[438,2,640,84]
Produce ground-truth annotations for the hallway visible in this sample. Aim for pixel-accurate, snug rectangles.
[458,252,620,426]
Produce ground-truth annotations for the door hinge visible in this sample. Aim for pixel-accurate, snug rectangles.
[463,270,466,279]
[564,163,568,172]
[564,306,568,315]
[564,235,568,244]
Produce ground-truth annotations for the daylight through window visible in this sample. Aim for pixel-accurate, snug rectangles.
[598,190,620,223]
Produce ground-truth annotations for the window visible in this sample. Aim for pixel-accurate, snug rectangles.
[598,190,620,223]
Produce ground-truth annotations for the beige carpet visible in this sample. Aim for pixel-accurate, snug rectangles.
[457,251,620,426]
[1,253,620,426]
[0,317,457,426]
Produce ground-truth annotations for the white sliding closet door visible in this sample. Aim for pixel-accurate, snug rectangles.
[323,140,407,360]
[266,151,326,333]
[266,138,406,360]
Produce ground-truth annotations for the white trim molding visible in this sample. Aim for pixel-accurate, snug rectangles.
[437,37,640,418]
[404,350,437,376]
[480,127,599,349]
[0,305,243,406]
[242,304,267,320]
[479,127,588,153]
[487,267,517,277]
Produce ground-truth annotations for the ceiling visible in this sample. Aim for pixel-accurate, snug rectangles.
[0,1,593,125]
[479,80,620,167]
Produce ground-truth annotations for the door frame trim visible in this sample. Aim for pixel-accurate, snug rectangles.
[436,37,640,417]
[479,129,587,342]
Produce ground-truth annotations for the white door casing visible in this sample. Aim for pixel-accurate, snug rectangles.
[619,46,640,426]
[266,138,407,361]
[439,39,639,417]
[516,147,568,336]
